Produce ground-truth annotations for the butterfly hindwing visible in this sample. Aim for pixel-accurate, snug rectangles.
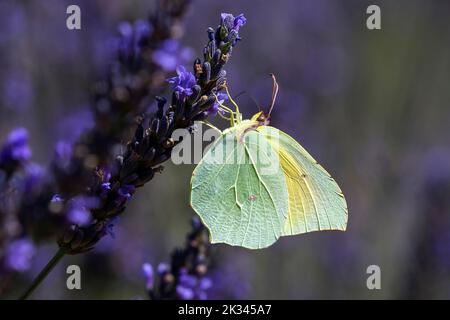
[257,126,348,236]
[190,126,288,249]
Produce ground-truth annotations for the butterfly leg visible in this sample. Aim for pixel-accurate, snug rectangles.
[199,121,222,135]
[212,92,236,127]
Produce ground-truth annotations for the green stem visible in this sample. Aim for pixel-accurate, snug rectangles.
[19,247,67,300]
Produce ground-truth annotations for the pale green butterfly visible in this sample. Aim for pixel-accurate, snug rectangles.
[190,75,348,249]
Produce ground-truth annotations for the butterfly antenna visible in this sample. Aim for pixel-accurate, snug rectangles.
[268,73,279,116]
[233,91,246,100]
[233,91,261,113]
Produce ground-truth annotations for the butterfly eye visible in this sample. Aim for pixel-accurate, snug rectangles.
[257,113,270,126]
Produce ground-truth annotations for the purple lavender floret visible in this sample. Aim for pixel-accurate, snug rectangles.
[221,13,247,31]
[142,263,154,290]
[67,207,91,226]
[233,14,247,31]
[176,285,195,300]
[67,196,100,226]
[167,66,196,99]
[117,184,136,202]
[179,268,197,287]
[4,238,36,272]
[176,268,212,300]
[101,182,112,197]
[206,92,228,116]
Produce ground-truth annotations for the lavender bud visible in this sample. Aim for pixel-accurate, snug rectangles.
[171,90,180,106]
[187,85,201,105]
[134,124,144,143]
[150,118,160,135]
[203,46,209,61]
[120,151,139,179]
[167,111,175,126]
[207,27,215,41]
[156,96,167,119]
[144,147,156,162]
[193,58,202,77]
[216,70,227,85]
[208,41,216,59]
[212,49,221,65]
[138,135,150,155]
[199,95,215,111]
[157,116,169,137]
[199,62,211,85]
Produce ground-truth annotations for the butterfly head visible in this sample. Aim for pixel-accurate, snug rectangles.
[249,74,278,127]
[251,111,270,126]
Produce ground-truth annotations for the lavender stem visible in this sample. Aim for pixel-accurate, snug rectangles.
[18,247,67,300]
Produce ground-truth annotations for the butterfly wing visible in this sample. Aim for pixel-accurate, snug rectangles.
[190,127,288,249]
[257,126,348,236]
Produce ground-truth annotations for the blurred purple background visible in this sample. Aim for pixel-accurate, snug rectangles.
[1,0,450,299]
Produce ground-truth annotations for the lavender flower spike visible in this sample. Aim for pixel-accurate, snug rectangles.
[54,11,245,259]
[143,218,212,300]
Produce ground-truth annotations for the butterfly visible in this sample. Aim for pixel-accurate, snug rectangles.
[190,75,348,249]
